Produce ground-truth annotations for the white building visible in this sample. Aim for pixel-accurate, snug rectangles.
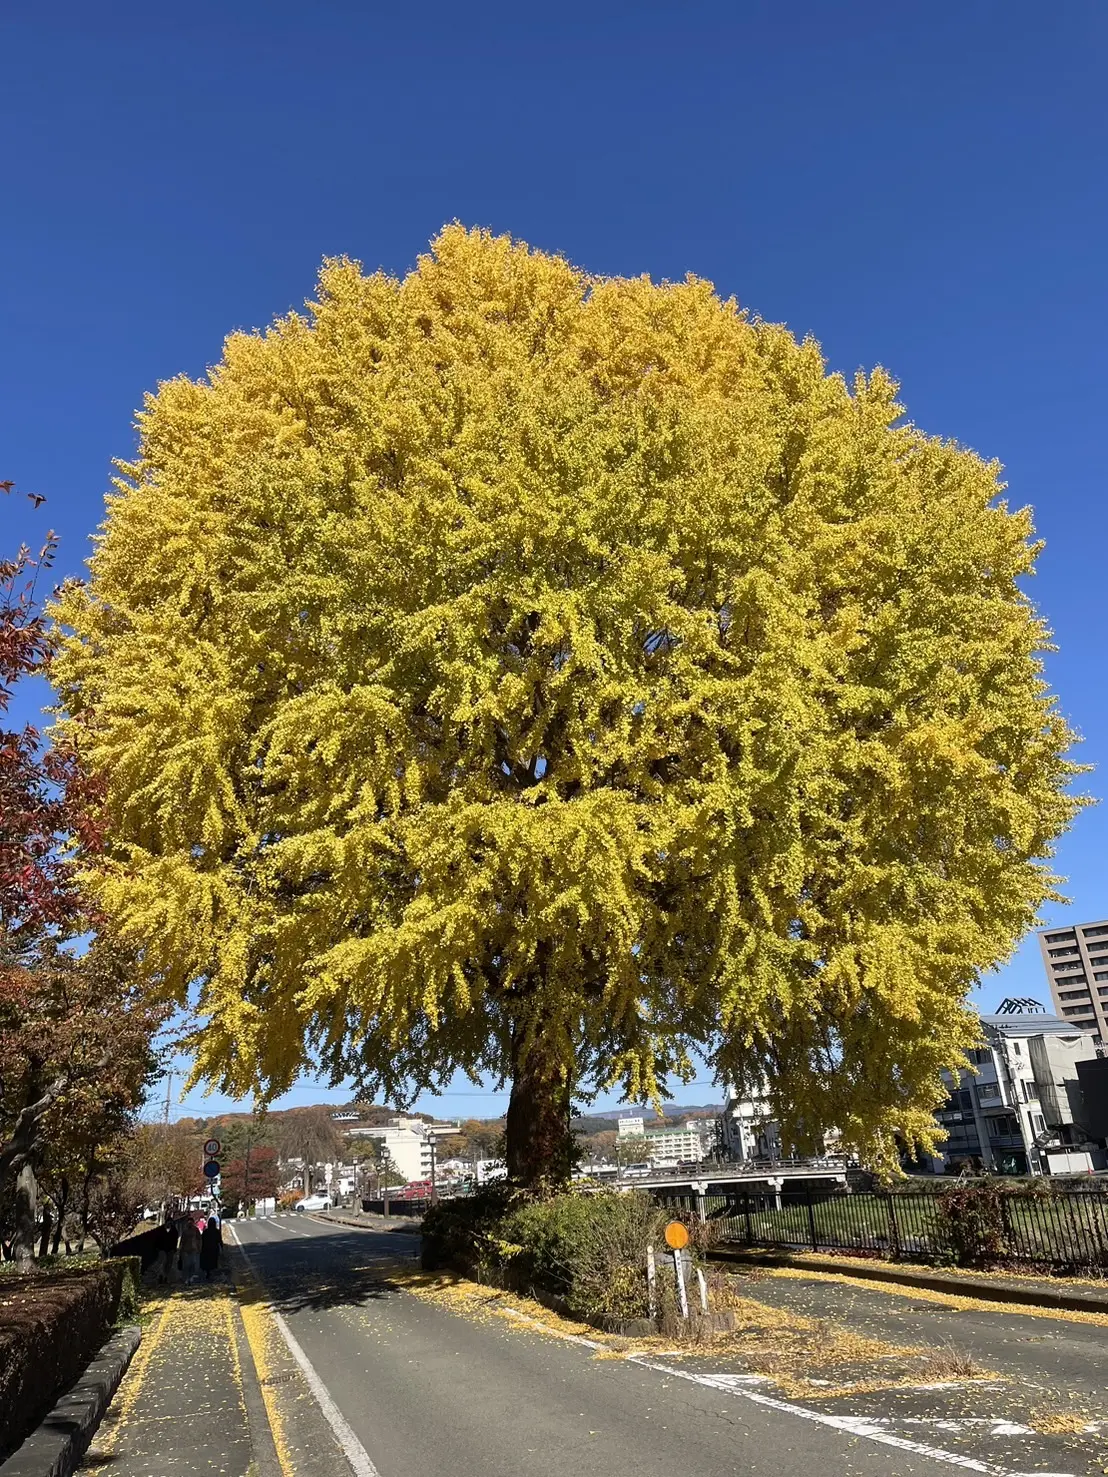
[616,1115,646,1138]
[345,1123,434,1183]
[615,1115,720,1165]
[720,1089,783,1162]
[921,999,1102,1176]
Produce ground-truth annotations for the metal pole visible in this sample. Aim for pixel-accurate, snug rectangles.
[646,1244,657,1318]
[806,1184,819,1251]
[673,1249,689,1319]
[696,1267,709,1315]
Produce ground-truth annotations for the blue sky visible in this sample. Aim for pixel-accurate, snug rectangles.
[2,2,1105,1120]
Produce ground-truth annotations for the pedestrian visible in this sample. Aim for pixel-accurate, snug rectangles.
[200,1213,222,1280]
[178,1215,202,1284]
[155,1218,179,1284]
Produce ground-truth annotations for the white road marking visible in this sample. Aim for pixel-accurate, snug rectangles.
[630,1357,1077,1477]
[477,1304,1077,1477]
[229,1224,382,1476]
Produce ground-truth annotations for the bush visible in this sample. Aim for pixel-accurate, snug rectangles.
[0,1257,140,1460]
[931,1184,1008,1268]
[424,1188,685,1323]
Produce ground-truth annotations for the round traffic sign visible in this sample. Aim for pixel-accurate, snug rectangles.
[203,1159,221,1179]
[664,1220,690,1250]
[204,1138,221,1156]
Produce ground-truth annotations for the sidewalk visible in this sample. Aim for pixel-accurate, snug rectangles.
[80,1276,269,1476]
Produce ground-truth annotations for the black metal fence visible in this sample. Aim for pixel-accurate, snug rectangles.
[652,1183,1108,1272]
[361,1197,432,1217]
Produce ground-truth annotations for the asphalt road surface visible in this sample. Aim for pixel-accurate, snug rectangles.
[231,1214,1106,1477]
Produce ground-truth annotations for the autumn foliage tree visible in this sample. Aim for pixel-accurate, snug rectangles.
[53,227,1081,1185]
[0,490,161,1259]
[219,1146,279,1213]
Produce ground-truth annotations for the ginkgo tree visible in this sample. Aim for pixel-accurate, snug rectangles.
[52,226,1081,1185]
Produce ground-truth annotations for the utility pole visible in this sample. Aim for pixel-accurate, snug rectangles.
[162,1068,173,1125]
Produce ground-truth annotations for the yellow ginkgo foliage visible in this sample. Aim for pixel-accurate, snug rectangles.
[53,226,1080,1183]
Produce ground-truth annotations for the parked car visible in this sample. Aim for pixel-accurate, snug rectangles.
[294,1193,333,1212]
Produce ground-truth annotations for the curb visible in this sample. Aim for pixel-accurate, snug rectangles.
[710,1245,1108,1314]
[313,1209,421,1235]
[0,1324,141,1477]
[225,1252,285,1477]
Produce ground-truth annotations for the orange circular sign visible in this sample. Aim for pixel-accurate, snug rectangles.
[664,1220,690,1250]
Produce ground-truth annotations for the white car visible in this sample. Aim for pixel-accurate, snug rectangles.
[294,1193,332,1212]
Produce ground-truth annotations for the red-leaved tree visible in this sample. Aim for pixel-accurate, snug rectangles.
[219,1147,280,1214]
[0,485,159,1263]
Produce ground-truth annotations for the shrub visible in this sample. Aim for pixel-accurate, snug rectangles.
[931,1184,1008,1267]
[0,1257,140,1460]
[425,1187,683,1323]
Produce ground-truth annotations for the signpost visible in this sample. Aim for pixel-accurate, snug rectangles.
[664,1221,690,1319]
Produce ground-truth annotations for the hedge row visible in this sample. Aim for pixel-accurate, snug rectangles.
[423,1187,697,1323]
[0,1257,140,1460]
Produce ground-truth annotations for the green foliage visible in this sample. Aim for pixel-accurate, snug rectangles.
[424,1187,673,1322]
[504,1190,670,1320]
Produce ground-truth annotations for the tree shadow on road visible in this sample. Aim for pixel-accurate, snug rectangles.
[235,1228,418,1315]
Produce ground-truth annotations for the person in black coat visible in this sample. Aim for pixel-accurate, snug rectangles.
[200,1214,222,1280]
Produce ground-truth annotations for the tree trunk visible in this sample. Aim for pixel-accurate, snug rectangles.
[12,1161,37,1267]
[504,1028,575,1190]
[38,1205,52,1258]
[51,1177,69,1256]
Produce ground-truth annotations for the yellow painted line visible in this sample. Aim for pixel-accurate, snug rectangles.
[230,1244,297,1476]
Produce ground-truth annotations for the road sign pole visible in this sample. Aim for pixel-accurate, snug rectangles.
[673,1248,689,1319]
[696,1266,709,1314]
[646,1243,657,1319]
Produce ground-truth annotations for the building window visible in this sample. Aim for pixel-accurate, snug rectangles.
[1059,989,1090,1001]
[1096,973,1108,983]
[1082,926,1108,939]
[1090,956,1108,968]
[967,1048,992,1066]
[1049,946,1081,957]
[976,1082,1002,1102]
[1012,1042,1022,1055]
[1021,1080,1039,1101]
[1062,1006,1096,1017]
[1054,961,1085,973]
[1033,1114,1046,1134]
[988,1114,1020,1138]
[1045,931,1077,943]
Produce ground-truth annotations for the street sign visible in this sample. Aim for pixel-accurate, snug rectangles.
[203,1159,221,1179]
[664,1220,689,1250]
[204,1138,222,1156]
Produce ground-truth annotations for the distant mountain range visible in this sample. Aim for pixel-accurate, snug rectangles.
[573,1104,722,1124]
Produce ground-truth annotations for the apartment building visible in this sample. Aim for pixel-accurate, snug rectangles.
[923,1000,1100,1176]
[342,1115,457,1183]
[1037,919,1108,1037]
[615,1113,721,1163]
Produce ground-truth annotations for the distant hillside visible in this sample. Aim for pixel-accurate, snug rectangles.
[577,1105,722,1122]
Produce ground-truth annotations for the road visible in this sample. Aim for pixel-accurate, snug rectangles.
[230,1214,1108,1477]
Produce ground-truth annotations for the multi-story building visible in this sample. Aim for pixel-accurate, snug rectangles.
[614,1113,720,1163]
[720,1088,783,1162]
[343,1118,443,1183]
[921,1000,1100,1176]
[1037,919,1108,1037]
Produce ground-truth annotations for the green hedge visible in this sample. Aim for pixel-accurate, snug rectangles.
[423,1188,685,1322]
[0,1257,140,1460]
